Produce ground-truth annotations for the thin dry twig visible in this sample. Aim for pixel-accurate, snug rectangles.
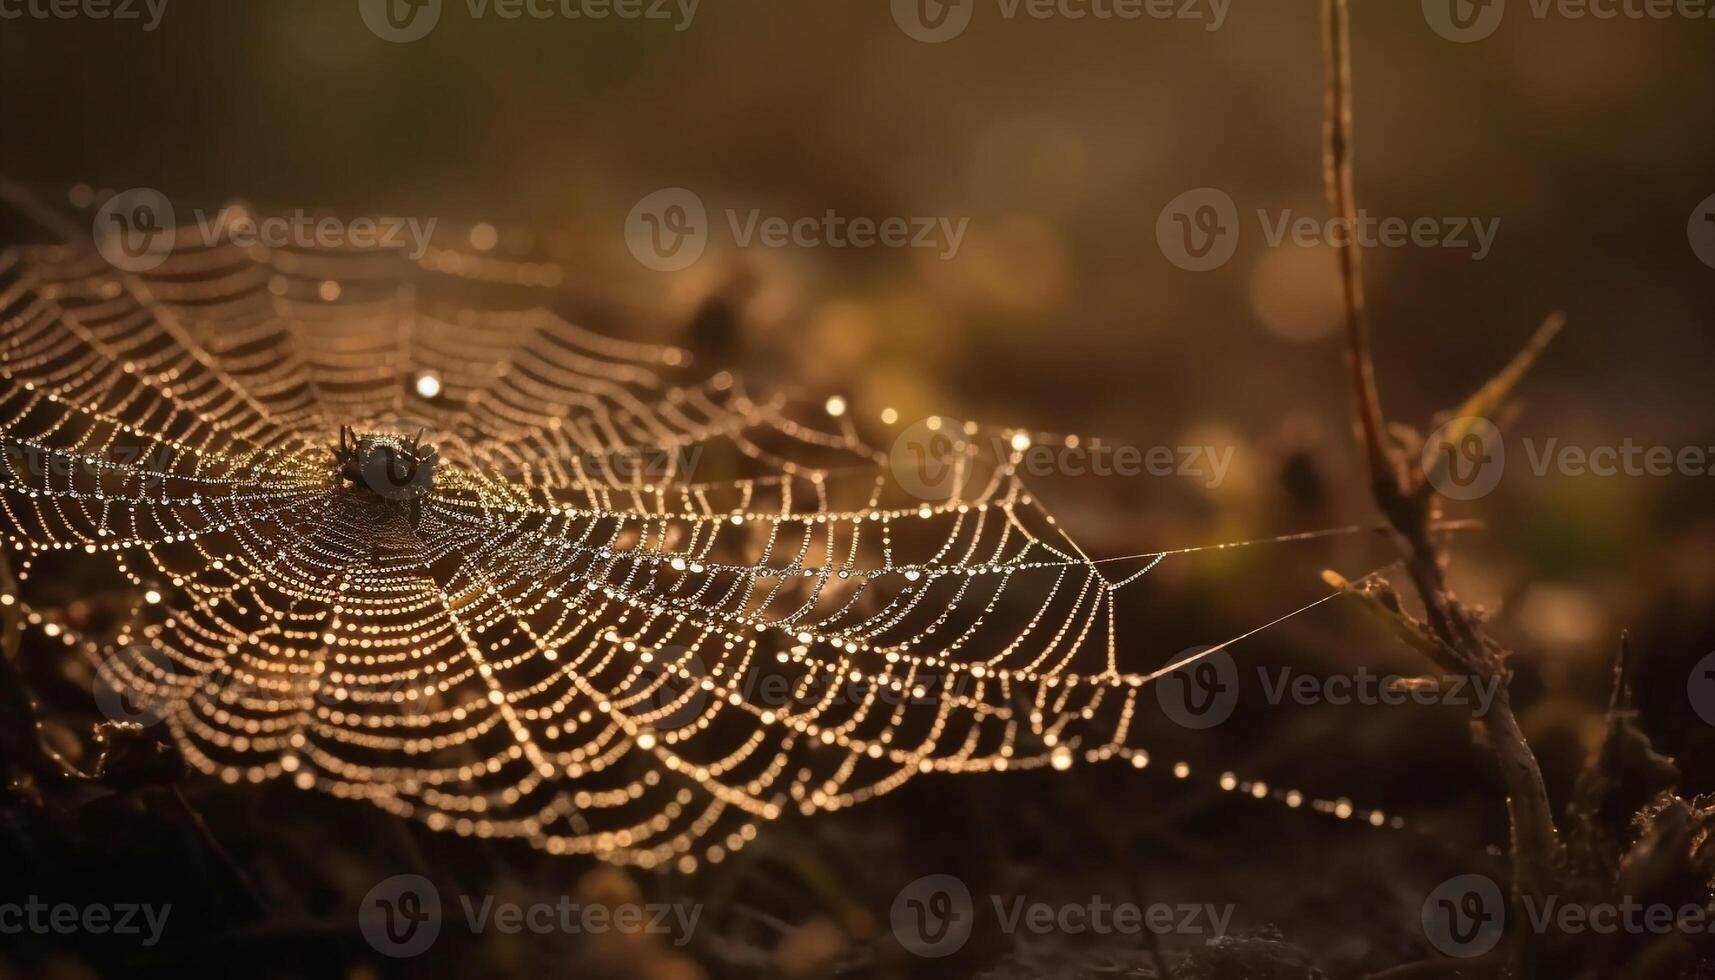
[1319,0,1564,932]
[1322,0,1395,507]
[0,551,92,786]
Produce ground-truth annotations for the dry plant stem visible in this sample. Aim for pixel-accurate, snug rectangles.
[1321,0,1395,506]
[1320,0,1562,908]
[0,551,89,784]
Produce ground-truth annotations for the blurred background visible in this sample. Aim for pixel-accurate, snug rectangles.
[3,1,1714,976]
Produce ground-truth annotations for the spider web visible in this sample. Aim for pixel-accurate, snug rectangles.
[0,202,1391,871]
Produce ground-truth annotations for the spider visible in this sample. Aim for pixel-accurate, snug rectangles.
[331,425,438,528]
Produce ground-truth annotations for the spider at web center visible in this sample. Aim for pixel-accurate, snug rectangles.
[330,425,439,526]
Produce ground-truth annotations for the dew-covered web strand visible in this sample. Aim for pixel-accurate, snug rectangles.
[0,195,1453,868]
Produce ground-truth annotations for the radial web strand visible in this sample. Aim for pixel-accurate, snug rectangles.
[0,212,1405,871]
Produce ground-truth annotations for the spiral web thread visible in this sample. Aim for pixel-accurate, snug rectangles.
[0,209,1400,871]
